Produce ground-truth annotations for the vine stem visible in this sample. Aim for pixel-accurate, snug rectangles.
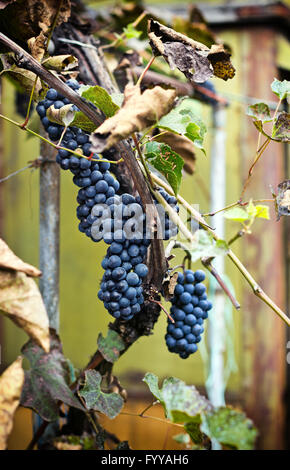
[202,198,274,217]
[240,97,282,199]
[132,133,155,187]
[99,10,147,52]
[0,113,122,164]
[120,411,184,428]
[136,55,155,87]
[149,298,175,323]
[149,172,290,326]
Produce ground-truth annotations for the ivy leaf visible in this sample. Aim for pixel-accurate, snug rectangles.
[145,141,184,195]
[159,100,206,154]
[79,370,124,419]
[272,112,290,142]
[20,334,85,421]
[123,23,142,40]
[271,78,290,100]
[72,85,120,133]
[97,330,126,364]
[200,407,258,450]
[224,207,249,222]
[188,230,229,263]
[247,102,272,123]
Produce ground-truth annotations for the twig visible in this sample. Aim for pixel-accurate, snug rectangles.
[0,113,122,164]
[149,298,175,323]
[149,172,290,326]
[202,198,274,217]
[136,55,155,87]
[201,257,240,310]
[0,163,34,183]
[99,11,147,52]
[120,411,184,428]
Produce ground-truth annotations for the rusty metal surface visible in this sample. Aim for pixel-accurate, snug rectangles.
[240,26,286,449]
[39,140,60,332]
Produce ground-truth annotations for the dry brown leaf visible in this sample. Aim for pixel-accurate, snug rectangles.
[0,357,24,450]
[0,0,16,9]
[0,238,41,277]
[91,84,176,152]
[148,19,235,83]
[0,270,49,352]
[0,0,71,59]
[0,54,44,99]
[156,131,196,175]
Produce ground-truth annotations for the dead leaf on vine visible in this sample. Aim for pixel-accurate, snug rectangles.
[0,0,71,60]
[0,357,24,450]
[276,179,290,220]
[91,84,176,152]
[0,238,41,277]
[0,54,44,99]
[0,239,49,352]
[156,131,196,174]
[42,54,78,72]
[162,271,178,301]
[0,0,16,9]
[0,271,50,352]
[148,19,235,83]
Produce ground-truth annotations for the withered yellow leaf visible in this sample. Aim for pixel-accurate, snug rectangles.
[0,238,41,277]
[0,357,24,450]
[91,84,176,152]
[0,270,49,353]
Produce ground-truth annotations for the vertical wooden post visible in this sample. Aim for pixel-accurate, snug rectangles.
[39,140,60,332]
[240,26,286,449]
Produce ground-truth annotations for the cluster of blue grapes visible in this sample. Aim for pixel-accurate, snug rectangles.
[165,269,212,359]
[36,80,179,321]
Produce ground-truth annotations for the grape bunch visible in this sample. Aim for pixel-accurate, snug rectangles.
[165,269,212,359]
[36,80,179,321]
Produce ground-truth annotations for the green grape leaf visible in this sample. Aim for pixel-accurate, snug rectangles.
[272,112,290,142]
[271,78,290,100]
[143,373,211,423]
[246,201,270,220]
[247,102,272,123]
[143,374,257,449]
[20,334,85,421]
[173,433,190,444]
[200,407,257,450]
[188,230,228,263]
[97,330,126,364]
[158,100,206,154]
[224,207,249,222]
[145,141,184,195]
[142,372,164,404]
[72,85,120,133]
[123,23,142,39]
[184,419,203,444]
[79,370,124,419]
